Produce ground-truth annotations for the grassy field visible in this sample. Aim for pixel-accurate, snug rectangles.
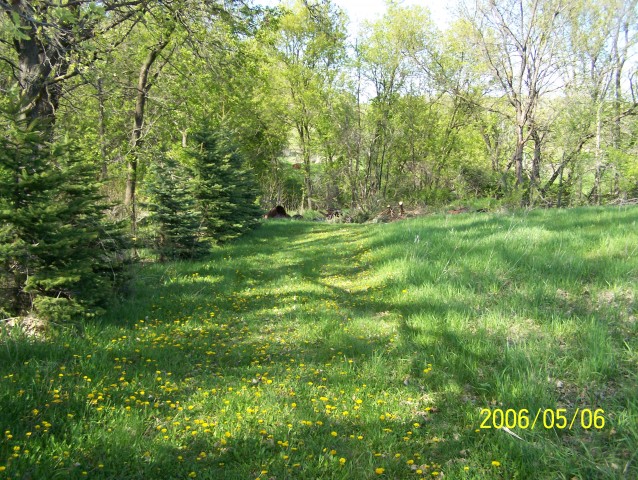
[1,206,637,479]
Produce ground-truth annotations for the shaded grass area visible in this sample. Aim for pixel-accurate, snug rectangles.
[1,206,637,479]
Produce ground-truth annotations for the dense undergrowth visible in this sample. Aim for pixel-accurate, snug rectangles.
[1,206,637,479]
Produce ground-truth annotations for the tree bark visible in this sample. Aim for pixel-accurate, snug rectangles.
[97,77,109,180]
[303,123,313,210]
[296,121,313,210]
[530,127,541,186]
[540,133,593,197]
[514,123,525,186]
[592,103,604,205]
[3,0,146,127]
[124,36,172,231]
[15,31,59,125]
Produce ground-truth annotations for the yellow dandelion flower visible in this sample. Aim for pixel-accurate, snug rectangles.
[492,461,501,467]
[339,458,346,465]
[375,467,385,474]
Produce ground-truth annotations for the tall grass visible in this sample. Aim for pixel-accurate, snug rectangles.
[1,206,637,479]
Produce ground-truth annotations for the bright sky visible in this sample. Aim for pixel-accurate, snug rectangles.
[256,0,457,35]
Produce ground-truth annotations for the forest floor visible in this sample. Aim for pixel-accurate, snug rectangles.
[1,206,638,479]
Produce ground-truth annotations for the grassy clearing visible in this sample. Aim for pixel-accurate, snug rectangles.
[1,206,637,479]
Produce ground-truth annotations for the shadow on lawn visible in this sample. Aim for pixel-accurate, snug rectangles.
[1,211,636,479]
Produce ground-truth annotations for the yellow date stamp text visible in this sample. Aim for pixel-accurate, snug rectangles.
[479,408,605,430]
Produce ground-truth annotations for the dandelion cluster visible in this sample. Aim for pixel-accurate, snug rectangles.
[0,225,465,479]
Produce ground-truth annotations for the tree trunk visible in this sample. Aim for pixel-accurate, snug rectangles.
[352,46,362,208]
[379,138,388,198]
[592,103,604,205]
[557,160,564,208]
[530,128,541,186]
[97,77,109,180]
[514,124,525,186]
[124,36,172,231]
[541,133,592,197]
[297,122,313,210]
[16,34,61,127]
[8,2,91,127]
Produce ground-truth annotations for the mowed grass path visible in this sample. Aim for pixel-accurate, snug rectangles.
[1,207,637,479]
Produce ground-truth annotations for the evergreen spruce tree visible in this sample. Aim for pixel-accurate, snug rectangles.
[189,128,261,243]
[0,104,126,323]
[145,155,204,260]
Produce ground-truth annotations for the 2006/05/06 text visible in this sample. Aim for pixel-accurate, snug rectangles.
[479,408,605,430]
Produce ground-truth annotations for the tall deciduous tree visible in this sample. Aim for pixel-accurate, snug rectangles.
[124,16,175,233]
[0,0,148,125]
[357,1,433,199]
[464,0,569,189]
[270,0,347,209]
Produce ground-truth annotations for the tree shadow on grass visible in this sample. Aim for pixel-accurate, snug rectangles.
[1,213,636,479]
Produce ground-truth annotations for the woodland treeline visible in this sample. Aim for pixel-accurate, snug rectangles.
[1,0,638,322]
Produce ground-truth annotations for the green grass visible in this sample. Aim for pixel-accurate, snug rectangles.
[1,206,637,479]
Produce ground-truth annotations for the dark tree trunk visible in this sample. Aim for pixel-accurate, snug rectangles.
[124,36,172,232]
[5,0,141,128]
[97,77,109,180]
[592,164,604,205]
[514,124,525,186]
[296,121,313,210]
[16,31,58,126]
[540,133,593,198]
[531,128,541,186]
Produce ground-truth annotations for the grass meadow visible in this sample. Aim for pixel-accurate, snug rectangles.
[1,206,637,479]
